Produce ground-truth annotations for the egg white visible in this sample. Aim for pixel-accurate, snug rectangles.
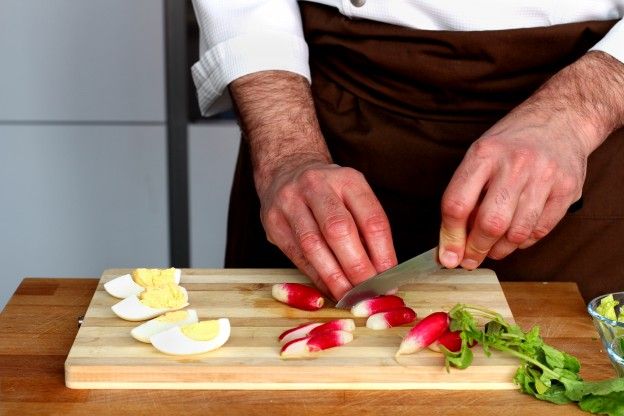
[131,309,198,343]
[150,318,231,355]
[111,286,189,321]
[104,269,182,299]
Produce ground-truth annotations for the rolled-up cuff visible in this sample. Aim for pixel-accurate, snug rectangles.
[589,19,624,63]
[191,32,311,117]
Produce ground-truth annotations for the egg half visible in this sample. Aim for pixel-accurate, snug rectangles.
[111,285,189,321]
[131,309,199,343]
[150,318,231,355]
[104,268,181,299]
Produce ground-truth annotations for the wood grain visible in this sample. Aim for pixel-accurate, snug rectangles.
[0,276,613,415]
[66,268,517,389]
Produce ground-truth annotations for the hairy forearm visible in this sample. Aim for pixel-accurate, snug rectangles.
[518,51,624,155]
[229,70,331,194]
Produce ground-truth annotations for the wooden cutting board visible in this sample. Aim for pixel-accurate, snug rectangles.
[65,268,519,390]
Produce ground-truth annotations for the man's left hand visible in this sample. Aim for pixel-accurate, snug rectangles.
[438,51,624,269]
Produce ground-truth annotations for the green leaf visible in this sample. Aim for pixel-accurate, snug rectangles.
[564,378,624,402]
[441,344,473,370]
[536,384,574,405]
[597,295,620,321]
[579,391,624,416]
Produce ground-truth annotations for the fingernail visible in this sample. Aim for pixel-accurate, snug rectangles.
[440,250,459,268]
[462,259,479,270]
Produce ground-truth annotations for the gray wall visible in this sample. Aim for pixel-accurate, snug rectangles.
[0,1,241,309]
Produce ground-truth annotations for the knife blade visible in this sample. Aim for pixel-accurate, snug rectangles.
[335,247,442,309]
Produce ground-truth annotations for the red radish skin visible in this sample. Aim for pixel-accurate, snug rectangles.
[351,295,405,317]
[280,330,354,358]
[428,330,462,353]
[278,319,355,344]
[278,322,323,343]
[272,283,324,311]
[366,307,417,330]
[396,312,449,356]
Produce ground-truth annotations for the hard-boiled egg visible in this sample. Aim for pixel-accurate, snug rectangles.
[104,268,181,299]
[111,285,189,321]
[131,309,199,343]
[150,318,231,355]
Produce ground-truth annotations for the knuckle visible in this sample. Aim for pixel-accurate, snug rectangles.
[342,167,365,181]
[298,231,324,254]
[262,207,281,229]
[540,161,558,183]
[470,138,496,159]
[466,242,490,257]
[323,215,354,240]
[506,223,533,244]
[276,184,297,206]
[300,169,324,188]
[363,213,391,236]
[345,260,371,277]
[440,227,464,244]
[531,224,552,240]
[511,148,537,166]
[441,197,471,221]
[322,270,347,286]
[479,213,510,238]
[557,175,580,196]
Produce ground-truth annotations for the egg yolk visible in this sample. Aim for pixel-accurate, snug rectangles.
[155,310,188,322]
[139,285,186,309]
[132,268,176,288]
[181,320,220,341]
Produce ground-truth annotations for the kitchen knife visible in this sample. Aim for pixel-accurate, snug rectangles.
[335,247,442,309]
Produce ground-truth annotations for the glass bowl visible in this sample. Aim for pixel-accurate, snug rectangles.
[587,292,624,377]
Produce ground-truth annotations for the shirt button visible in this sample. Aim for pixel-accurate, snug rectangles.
[350,0,366,6]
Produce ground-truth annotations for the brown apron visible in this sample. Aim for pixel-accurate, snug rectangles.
[225,3,624,302]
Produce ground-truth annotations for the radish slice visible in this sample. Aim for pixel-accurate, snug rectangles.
[366,307,416,330]
[278,322,323,344]
[350,295,405,317]
[396,312,449,356]
[272,283,324,311]
[279,319,355,344]
[280,330,354,359]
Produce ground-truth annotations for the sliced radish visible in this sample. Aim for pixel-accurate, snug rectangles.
[278,322,323,343]
[272,283,324,311]
[279,319,355,344]
[280,330,353,358]
[396,311,449,356]
[366,307,416,330]
[428,330,462,353]
[350,295,405,317]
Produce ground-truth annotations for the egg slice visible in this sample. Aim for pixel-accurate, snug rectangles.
[104,268,181,299]
[150,318,231,355]
[111,285,189,321]
[131,309,198,343]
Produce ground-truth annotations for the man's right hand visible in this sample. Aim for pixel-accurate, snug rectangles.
[259,158,397,300]
[229,70,397,300]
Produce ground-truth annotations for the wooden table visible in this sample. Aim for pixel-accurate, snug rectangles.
[0,278,613,415]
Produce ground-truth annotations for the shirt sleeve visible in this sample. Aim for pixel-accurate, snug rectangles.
[191,0,310,117]
[589,19,624,63]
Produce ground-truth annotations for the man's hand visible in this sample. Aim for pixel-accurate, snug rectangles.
[230,71,397,300]
[439,51,624,268]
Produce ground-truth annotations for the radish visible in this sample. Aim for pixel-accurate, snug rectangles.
[428,330,462,353]
[351,295,405,317]
[272,283,324,311]
[280,330,354,358]
[396,311,449,356]
[366,307,417,330]
[278,319,355,344]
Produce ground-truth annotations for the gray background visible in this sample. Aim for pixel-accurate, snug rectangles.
[0,0,241,309]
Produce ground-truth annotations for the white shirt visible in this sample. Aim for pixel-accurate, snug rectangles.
[191,0,624,116]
